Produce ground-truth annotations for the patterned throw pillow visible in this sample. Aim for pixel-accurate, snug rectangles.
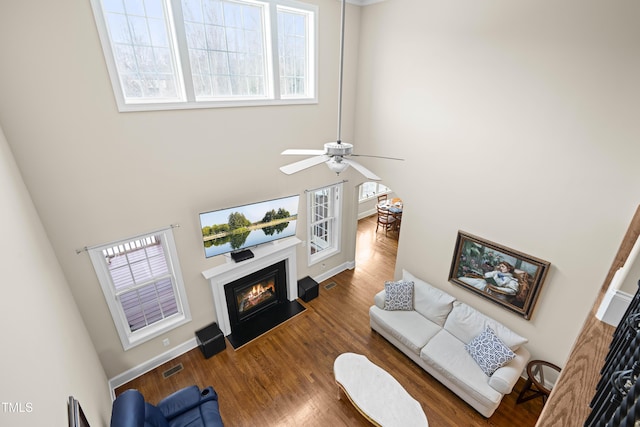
[465,326,516,376]
[384,280,414,311]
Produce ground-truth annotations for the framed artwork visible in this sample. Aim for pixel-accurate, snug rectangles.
[448,231,550,320]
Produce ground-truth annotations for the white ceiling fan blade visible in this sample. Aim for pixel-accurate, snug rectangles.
[279,155,330,175]
[281,149,326,156]
[341,158,381,181]
[351,153,405,161]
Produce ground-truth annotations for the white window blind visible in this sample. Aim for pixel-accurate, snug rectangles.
[104,235,179,332]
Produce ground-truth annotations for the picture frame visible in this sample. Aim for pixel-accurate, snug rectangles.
[448,231,550,320]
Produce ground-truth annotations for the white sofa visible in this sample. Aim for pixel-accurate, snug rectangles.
[369,270,530,418]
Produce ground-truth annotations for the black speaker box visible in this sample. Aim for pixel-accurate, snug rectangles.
[298,276,319,302]
[195,322,226,358]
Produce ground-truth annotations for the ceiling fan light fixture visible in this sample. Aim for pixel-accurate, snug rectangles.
[327,157,350,175]
[325,141,353,156]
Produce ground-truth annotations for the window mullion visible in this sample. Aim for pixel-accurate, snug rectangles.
[169,0,196,102]
[268,2,280,99]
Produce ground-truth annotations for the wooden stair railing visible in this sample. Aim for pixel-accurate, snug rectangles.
[536,205,640,426]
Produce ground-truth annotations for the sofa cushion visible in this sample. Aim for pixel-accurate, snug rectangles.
[369,305,442,355]
[488,346,531,394]
[443,301,528,350]
[465,327,516,376]
[403,269,455,326]
[384,280,414,311]
[374,290,386,309]
[420,330,503,408]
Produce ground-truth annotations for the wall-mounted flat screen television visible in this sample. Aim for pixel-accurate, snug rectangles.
[200,195,300,261]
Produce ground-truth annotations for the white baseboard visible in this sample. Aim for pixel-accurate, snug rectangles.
[312,261,354,284]
[358,209,376,220]
[108,338,198,399]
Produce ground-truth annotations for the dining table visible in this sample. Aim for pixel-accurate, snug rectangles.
[377,198,403,231]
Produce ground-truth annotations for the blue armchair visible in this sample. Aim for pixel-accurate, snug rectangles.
[111,385,223,427]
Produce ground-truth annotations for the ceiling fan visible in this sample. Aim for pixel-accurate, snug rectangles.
[279,0,402,181]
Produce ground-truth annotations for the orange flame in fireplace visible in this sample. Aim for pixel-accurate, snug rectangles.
[237,280,276,312]
[249,283,274,299]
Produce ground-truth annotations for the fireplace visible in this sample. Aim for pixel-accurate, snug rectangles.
[202,237,306,348]
[224,260,287,328]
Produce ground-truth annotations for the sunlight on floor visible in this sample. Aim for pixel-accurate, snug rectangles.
[355,216,398,272]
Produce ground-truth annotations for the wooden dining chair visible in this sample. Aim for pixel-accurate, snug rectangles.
[377,194,388,204]
[376,206,397,235]
[392,211,402,232]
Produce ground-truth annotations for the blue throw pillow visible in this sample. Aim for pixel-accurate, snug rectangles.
[465,326,516,376]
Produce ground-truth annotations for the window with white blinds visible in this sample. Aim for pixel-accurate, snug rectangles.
[307,182,342,265]
[88,228,191,350]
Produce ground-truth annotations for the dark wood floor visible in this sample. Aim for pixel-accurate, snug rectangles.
[116,215,544,426]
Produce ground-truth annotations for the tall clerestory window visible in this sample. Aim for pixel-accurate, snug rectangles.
[90,0,317,111]
[307,182,342,265]
[88,227,191,350]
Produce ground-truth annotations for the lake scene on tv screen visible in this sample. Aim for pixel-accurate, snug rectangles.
[200,195,299,258]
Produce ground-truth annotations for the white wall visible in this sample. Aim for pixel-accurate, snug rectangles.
[0,0,365,378]
[355,0,640,366]
[0,126,112,426]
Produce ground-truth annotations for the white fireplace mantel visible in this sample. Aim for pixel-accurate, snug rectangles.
[201,237,301,336]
